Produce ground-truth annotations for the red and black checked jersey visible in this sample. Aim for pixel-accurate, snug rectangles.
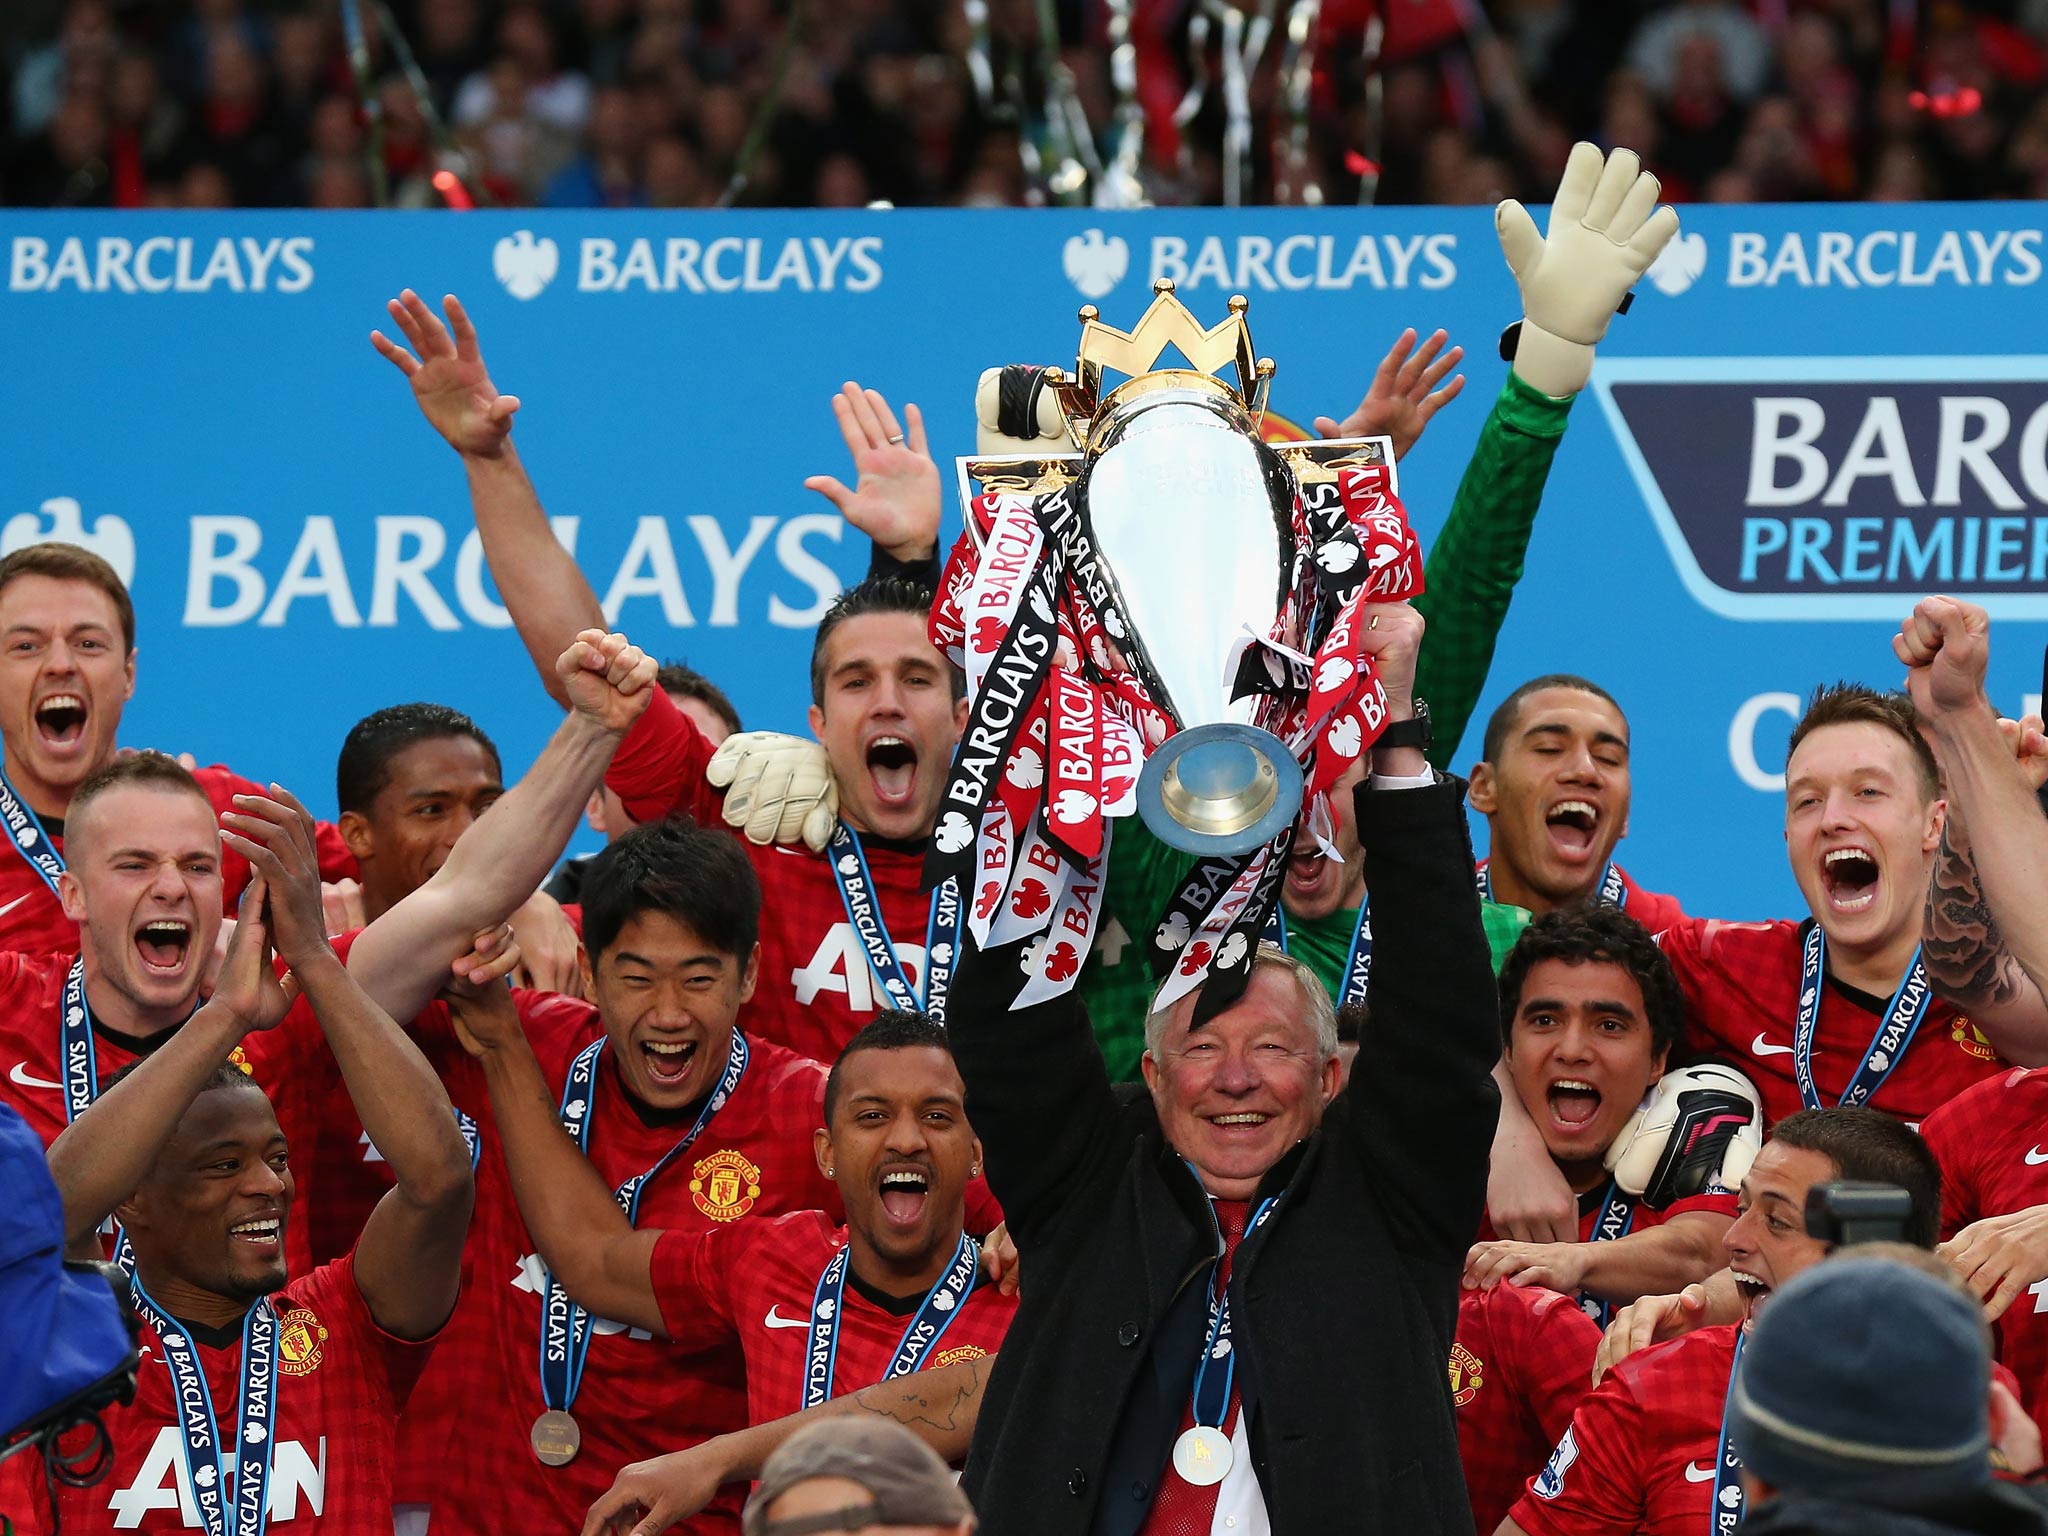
[0,763,356,959]
[1508,1322,1739,1536]
[605,688,934,1065]
[406,991,834,1536]
[1659,916,2004,1127]
[0,948,326,1278]
[649,1208,1017,1425]
[38,1255,432,1535]
[1922,1066,2048,1428]
[1454,1283,1601,1536]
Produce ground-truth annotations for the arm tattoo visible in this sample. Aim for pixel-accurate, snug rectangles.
[851,1358,985,1435]
[1924,821,2031,1011]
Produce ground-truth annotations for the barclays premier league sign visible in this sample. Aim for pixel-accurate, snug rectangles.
[6,203,2046,919]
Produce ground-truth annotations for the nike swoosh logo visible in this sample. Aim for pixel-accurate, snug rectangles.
[2026,1148,2048,1166]
[1684,1463,1717,1483]
[9,1061,63,1091]
[1750,1033,1795,1059]
[764,1307,811,1330]
[0,892,36,921]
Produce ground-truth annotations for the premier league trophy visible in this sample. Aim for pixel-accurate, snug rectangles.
[926,280,1425,1014]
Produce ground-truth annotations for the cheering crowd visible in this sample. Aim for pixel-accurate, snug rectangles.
[10,142,2048,1536]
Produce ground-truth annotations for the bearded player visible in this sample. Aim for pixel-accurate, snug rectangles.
[371,292,966,1065]
[33,785,475,1534]
[0,541,361,956]
[1498,1108,1941,1536]
[466,1001,1014,1531]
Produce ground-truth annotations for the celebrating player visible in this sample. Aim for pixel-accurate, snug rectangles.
[464,1006,1015,1535]
[0,541,360,955]
[371,290,967,1064]
[1466,909,1750,1317]
[1497,1108,1942,1536]
[35,786,475,1533]
[1455,1283,1603,1536]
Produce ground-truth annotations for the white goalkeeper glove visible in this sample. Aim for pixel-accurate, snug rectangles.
[1496,141,1680,398]
[1605,1062,1763,1208]
[706,732,839,853]
[974,365,1068,456]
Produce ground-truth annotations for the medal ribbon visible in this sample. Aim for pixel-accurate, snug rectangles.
[827,823,960,1022]
[1709,1331,1748,1536]
[1266,903,1375,1007]
[1477,861,1627,911]
[1791,923,1931,1111]
[0,767,66,897]
[540,1030,748,1413]
[801,1231,981,1409]
[1577,1179,1639,1329]
[127,1281,279,1536]
[1188,1188,1283,1434]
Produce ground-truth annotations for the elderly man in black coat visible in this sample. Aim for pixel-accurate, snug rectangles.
[948,599,1500,1536]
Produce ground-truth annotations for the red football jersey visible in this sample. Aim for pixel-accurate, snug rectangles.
[0,949,325,1278]
[1454,1283,1601,1536]
[405,992,835,1536]
[0,763,355,958]
[43,1255,431,1534]
[605,688,937,1064]
[1922,1066,2048,1428]
[1659,917,2004,1127]
[1509,1323,1739,1536]
[650,1209,1016,1426]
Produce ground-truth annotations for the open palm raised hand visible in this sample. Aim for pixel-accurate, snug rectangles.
[371,289,521,458]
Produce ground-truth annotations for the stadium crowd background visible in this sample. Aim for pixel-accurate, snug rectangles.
[4,0,2048,212]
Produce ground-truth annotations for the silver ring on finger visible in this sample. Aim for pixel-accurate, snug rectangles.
[888,434,905,445]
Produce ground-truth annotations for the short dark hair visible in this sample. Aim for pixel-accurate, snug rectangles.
[1785,682,1940,802]
[1480,674,1626,765]
[1768,1107,1942,1249]
[809,576,961,705]
[0,542,135,652]
[658,661,742,735]
[823,1010,952,1123]
[1334,1000,1367,1045]
[580,816,760,965]
[70,751,212,837]
[335,704,501,816]
[1497,906,1684,1060]
[102,1057,264,1100]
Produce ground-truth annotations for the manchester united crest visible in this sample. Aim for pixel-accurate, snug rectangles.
[934,1344,989,1369]
[1953,1018,1997,1062]
[1448,1342,1484,1407]
[689,1149,762,1222]
[277,1305,329,1378]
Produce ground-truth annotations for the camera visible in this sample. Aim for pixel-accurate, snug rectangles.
[1804,1180,1914,1248]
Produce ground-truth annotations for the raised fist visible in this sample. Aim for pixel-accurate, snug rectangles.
[556,629,659,735]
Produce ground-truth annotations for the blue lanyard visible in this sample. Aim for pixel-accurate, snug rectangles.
[1476,861,1626,910]
[539,1030,748,1413]
[66,955,157,1271]
[826,824,960,1023]
[1710,1331,1747,1536]
[126,1281,280,1536]
[0,767,66,897]
[1190,1193,1282,1431]
[1576,1179,1639,1329]
[1265,902,1374,1006]
[1792,924,1931,1111]
[801,1231,980,1409]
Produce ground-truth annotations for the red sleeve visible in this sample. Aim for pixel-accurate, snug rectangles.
[1504,1289,1603,1449]
[558,902,583,939]
[648,1222,746,1352]
[604,687,722,826]
[964,1175,1005,1238]
[1662,1189,1739,1221]
[1509,1372,1651,1536]
[312,818,358,884]
[1919,1101,1979,1238]
[318,1251,441,1412]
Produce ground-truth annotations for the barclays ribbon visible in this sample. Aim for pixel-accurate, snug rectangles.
[825,823,960,1025]
[801,1231,980,1409]
[1267,901,1374,1007]
[540,1030,748,1416]
[1187,1191,1283,1442]
[1576,1179,1639,1329]
[126,1281,279,1536]
[1791,923,1931,1111]
[0,767,67,898]
[1477,861,1628,911]
[1710,1332,1748,1536]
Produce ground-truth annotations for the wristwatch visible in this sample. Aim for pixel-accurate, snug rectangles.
[1373,696,1432,753]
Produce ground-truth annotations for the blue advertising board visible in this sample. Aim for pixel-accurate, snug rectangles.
[4,203,2045,918]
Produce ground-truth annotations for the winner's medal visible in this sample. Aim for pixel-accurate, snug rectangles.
[530,1409,581,1467]
[1172,1425,1233,1486]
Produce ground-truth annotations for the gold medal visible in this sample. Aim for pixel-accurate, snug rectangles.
[1171,1425,1233,1487]
[530,1409,581,1467]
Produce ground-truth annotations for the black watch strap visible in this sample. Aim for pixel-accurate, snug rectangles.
[1374,697,1432,752]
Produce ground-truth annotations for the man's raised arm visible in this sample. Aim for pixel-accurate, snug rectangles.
[347,629,657,1023]
[373,289,603,706]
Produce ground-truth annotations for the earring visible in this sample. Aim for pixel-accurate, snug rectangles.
[971,1164,980,1177]
[826,1166,836,1177]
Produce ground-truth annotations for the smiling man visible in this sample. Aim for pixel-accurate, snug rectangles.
[466,1004,1013,1535]
[0,542,358,955]
[1496,1107,1942,1536]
